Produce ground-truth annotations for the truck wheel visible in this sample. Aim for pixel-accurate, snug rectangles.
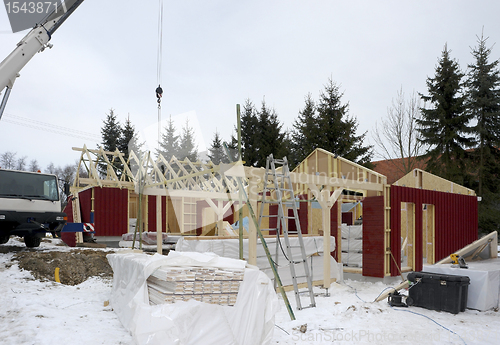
[24,235,42,248]
[0,235,9,244]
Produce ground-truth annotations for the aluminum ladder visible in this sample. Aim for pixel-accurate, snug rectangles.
[258,154,316,310]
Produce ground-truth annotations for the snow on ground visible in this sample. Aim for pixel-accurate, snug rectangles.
[1,237,499,345]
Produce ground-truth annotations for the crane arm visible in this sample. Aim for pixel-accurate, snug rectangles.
[0,0,84,119]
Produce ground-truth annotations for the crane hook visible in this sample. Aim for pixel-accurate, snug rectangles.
[156,84,163,109]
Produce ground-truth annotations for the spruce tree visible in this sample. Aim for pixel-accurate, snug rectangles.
[100,109,122,176]
[466,32,500,234]
[417,45,473,184]
[178,118,197,161]
[239,99,260,166]
[291,94,319,166]
[101,109,122,153]
[255,100,288,167]
[466,32,500,195]
[118,115,142,177]
[315,79,373,166]
[157,116,180,161]
[208,131,226,165]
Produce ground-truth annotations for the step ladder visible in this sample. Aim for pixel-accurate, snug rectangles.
[258,154,316,310]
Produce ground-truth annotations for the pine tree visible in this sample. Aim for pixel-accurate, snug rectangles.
[100,109,122,176]
[466,32,500,195]
[157,116,180,161]
[101,109,122,153]
[118,115,142,177]
[208,131,226,165]
[178,118,197,161]
[291,94,319,166]
[417,45,473,185]
[239,99,260,166]
[315,79,373,166]
[466,32,500,234]
[255,100,288,167]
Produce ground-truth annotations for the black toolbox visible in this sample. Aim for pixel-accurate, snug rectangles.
[407,271,470,314]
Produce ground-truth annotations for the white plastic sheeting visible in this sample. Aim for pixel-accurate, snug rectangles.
[341,239,362,252]
[341,224,363,239]
[176,236,341,286]
[107,251,279,345]
[424,258,500,311]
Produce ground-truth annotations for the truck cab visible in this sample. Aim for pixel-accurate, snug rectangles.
[0,169,67,247]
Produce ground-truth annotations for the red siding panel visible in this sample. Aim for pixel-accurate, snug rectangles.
[390,185,478,276]
[93,187,128,236]
[62,197,74,222]
[363,196,385,278]
[78,188,93,223]
[330,202,339,260]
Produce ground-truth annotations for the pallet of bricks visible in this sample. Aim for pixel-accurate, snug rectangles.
[341,224,363,267]
[147,266,244,306]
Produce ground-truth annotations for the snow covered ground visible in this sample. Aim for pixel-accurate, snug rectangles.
[1,238,499,345]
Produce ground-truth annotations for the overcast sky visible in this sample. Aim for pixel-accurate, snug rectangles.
[1,0,500,171]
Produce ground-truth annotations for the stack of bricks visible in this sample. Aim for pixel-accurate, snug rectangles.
[147,266,244,306]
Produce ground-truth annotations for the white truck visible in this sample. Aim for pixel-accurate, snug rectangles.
[0,168,67,247]
[0,1,84,247]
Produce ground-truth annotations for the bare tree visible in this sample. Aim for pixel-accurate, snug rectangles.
[28,159,40,172]
[0,151,17,169]
[15,156,27,171]
[373,88,424,174]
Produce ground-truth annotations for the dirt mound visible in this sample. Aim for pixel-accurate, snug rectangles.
[13,249,115,285]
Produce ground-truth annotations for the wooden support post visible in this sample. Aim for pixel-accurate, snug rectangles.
[321,190,331,288]
[156,195,162,254]
[248,177,258,265]
[308,185,343,288]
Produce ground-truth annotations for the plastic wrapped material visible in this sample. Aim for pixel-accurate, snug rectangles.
[107,251,279,345]
[341,224,363,239]
[341,238,362,253]
[176,236,340,285]
[342,252,362,267]
[424,258,500,311]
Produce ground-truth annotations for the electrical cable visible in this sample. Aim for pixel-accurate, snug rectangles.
[391,307,468,345]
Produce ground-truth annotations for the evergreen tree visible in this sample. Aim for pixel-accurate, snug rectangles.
[255,100,288,167]
[239,99,260,166]
[208,130,226,165]
[315,79,373,166]
[466,32,500,234]
[178,118,197,161]
[101,109,122,153]
[466,32,500,195]
[291,94,319,167]
[157,116,180,161]
[118,115,142,177]
[100,109,122,177]
[417,45,473,184]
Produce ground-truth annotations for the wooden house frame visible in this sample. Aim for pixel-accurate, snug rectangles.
[69,146,478,280]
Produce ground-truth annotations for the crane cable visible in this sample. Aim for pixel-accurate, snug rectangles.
[156,0,164,151]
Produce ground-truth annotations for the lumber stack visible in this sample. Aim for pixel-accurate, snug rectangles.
[147,266,244,306]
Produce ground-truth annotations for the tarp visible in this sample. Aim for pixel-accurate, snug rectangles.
[107,251,279,345]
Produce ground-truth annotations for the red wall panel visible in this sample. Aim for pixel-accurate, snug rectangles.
[390,185,478,276]
[147,195,168,233]
[330,202,339,260]
[78,188,93,223]
[93,187,128,236]
[362,196,385,278]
